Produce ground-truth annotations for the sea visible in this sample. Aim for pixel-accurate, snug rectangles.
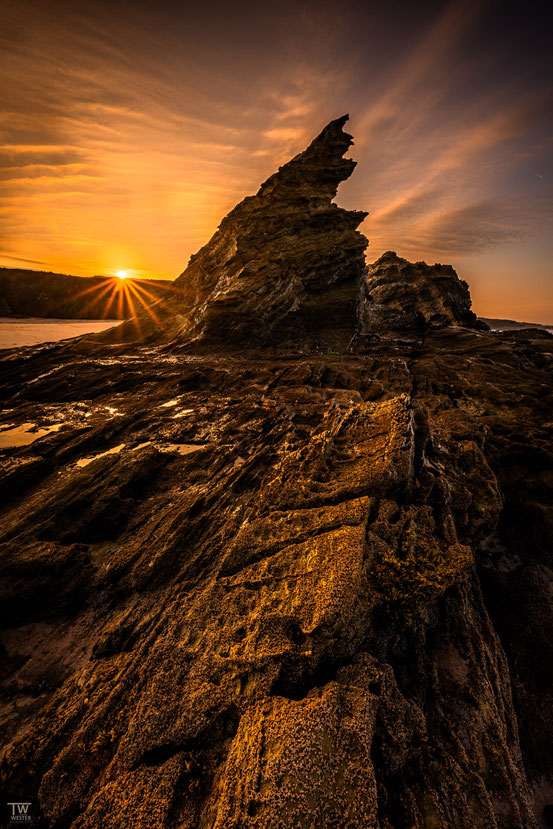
[0,317,120,349]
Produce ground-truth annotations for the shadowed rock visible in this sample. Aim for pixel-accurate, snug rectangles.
[172,114,368,348]
[360,250,487,339]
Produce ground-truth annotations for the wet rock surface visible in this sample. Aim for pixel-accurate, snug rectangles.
[0,118,552,828]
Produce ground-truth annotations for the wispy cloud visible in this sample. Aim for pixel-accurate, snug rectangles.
[0,253,50,267]
[404,199,544,255]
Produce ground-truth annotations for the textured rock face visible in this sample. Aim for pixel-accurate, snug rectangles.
[361,250,483,338]
[0,119,553,829]
[173,114,367,347]
[126,114,367,349]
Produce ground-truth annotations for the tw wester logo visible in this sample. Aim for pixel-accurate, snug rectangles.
[6,803,32,823]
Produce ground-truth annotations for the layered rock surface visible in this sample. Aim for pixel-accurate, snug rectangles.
[0,118,552,829]
[360,250,484,338]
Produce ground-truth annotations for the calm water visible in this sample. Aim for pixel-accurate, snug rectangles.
[0,317,120,349]
[0,421,64,448]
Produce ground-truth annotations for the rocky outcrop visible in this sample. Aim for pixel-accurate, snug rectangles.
[107,115,368,349]
[104,121,486,351]
[170,114,368,348]
[0,118,552,829]
[360,251,485,338]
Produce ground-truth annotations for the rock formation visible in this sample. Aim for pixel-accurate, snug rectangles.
[0,117,552,829]
[361,250,486,338]
[108,115,368,349]
[173,114,368,348]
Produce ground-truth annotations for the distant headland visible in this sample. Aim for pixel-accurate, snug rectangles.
[0,267,172,320]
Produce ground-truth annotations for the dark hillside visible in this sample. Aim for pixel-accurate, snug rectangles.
[0,268,172,319]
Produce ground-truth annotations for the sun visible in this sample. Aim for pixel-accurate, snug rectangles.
[74,269,161,329]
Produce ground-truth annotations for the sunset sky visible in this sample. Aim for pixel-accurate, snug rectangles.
[1,0,552,321]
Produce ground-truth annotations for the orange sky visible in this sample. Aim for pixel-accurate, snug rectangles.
[1,0,552,321]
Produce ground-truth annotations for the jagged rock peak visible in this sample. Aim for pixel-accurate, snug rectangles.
[244,113,358,205]
[168,115,369,348]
